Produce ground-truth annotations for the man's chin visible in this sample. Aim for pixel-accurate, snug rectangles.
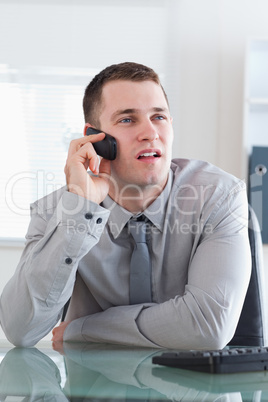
[110,165,169,195]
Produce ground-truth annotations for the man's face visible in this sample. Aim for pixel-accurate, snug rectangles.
[98,79,174,197]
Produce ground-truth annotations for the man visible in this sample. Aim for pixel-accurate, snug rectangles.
[0,62,251,349]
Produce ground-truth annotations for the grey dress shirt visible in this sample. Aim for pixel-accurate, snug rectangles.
[0,159,251,349]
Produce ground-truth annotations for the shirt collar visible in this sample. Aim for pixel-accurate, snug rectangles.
[102,169,173,239]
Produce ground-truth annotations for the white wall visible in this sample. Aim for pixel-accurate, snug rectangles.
[1,0,268,341]
[169,0,268,180]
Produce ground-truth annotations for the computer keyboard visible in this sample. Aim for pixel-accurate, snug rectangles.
[152,347,268,373]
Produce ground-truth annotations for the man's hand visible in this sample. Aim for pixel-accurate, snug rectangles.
[51,321,70,354]
[64,132,111,204]
[52,321,70,342]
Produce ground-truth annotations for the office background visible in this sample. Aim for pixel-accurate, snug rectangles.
[1,0,268,341]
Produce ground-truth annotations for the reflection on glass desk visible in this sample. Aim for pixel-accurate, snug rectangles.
[1,340,268,401]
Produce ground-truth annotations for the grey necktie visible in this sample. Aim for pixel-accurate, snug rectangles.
[128,216,152,304]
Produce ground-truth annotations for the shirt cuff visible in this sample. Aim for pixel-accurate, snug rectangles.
[57,190,110,238]
[63,316,87,342]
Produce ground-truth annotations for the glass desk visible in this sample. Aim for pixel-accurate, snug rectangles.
[1,340,268,401]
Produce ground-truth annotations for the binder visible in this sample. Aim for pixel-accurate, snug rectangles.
[249,146,268,243]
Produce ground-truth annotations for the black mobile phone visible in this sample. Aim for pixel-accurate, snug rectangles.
[85,127,117,160]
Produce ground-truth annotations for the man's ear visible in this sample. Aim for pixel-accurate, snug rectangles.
[83,123,93,137]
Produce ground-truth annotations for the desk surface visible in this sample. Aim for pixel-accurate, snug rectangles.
[1,340,268,401]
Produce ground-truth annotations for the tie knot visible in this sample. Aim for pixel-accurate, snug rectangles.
[128,216,147,243]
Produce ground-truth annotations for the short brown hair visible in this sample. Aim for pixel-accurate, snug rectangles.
[83,62,168,127]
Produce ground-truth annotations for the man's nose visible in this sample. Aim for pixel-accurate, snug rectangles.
[137,121,159,142]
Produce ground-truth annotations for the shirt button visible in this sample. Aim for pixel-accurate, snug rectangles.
[65,257,73,265]
[96,218,102,224]
[85,212,93,220]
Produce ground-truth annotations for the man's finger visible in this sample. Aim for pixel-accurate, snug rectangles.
[68,132,105,156]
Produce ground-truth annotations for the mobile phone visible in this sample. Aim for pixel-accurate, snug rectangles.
[86,127,117,160]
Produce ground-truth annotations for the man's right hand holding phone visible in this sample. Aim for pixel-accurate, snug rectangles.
[64,130,112,204]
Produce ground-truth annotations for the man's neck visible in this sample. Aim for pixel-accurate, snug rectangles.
[108,177,168,214]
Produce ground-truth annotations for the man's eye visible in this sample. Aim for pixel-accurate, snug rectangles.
[154,115,165,120]
[120,118,132,123]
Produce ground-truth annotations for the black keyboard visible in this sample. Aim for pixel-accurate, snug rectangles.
[152,347,268,373]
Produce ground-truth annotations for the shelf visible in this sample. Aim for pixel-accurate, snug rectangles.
[244,39,268,244]
[247,98,268,105]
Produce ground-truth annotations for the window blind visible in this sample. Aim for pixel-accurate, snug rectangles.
[0,65,98,241]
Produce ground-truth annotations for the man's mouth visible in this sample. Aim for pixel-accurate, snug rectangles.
[137,150,161,160]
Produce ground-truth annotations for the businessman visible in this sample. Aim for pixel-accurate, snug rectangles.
[0,62,251,349]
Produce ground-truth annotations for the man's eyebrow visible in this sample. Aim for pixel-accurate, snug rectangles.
[111,107,169,120]
[111,109,138,119]
[152,107,169,113]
